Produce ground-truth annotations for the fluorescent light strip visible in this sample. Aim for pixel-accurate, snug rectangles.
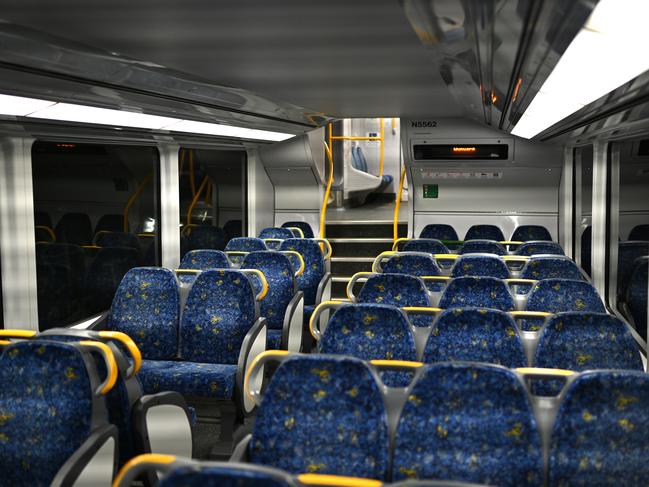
[0,94,295,141]
[512,0,649,139]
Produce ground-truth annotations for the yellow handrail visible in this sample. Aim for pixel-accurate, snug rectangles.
[320,141,334,239]
[186,176,209,227]
[124,173,152,232]
[327,118,385,178]
[394,167,406,243]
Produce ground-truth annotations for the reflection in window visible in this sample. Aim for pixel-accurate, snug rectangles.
[178,148,246,258]
[580,147,593,276]
[32,141,160,330]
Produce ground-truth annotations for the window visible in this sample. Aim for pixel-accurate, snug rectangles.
[32,141,161,330]
[579,146,593,276]
[178,148,247,258]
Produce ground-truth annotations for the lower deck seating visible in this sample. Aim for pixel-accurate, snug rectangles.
[458,240,506,255]
[438,276,515,311]
[282,221,315,238]
[511,225,552,242]
[450,255,510,279]
[403,239,451,254]
[464,225,505,242]
[419,224,459,241]
[178,249,231,283]
[514,241,565,256]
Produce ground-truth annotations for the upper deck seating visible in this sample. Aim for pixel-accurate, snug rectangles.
[514,241,565,256]
[95,231,141,251]
[511,225,552,242]
[464,225,505,242]
[178,249,230,284]
[458,240,506,255]
[617,241,649,300]
[419,224,459,241]
[248,355,389,479]
[628,224,649,240]
[55,212,93,246]
[259,227,296,249]
[282,221,315,238]
[243,251,303,350]
[186,225,226,252]
[403,239,450,254]
[549,371,649,485]
[438,277,515,312]
[95,213,127,234]
[383,253,443,291]
[392,363,542,486]
[626,257,648,340]
[223,219,243,241]
[0,340,119,486]
[225,237,269,264]
[423,308,527,368]
[450,255,510,279]
[84,247,140,314]
[517,256,585,293]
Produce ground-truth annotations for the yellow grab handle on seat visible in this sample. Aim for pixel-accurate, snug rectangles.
[370,359,424,369]
[112,454,177,487]
[79,341,118,395]
[240,269,269,301]
[244,350,290,403]
[282,250,306,277]
[286,226,305,238]
[174,268,202,274]
[313,238,333,259]
[298,473,383,487]
[0,330,37,339]
[516,367,575,377]
[98,331,142,377]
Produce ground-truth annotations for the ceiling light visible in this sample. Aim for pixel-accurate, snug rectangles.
[0,94,57,116]
[164,120,295,141]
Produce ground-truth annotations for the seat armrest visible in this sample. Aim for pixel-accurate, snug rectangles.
[236,317,269,416]
[315,272,333,305]
[229,433,252,462]
[132,391,194,459]
[281,291,304,352]
[52,423,118,487]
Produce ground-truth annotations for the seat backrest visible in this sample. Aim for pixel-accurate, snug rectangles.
[36,242,86,295]
[180,249,230,271]
[526,279,605,314]
[534,312,643,371]
[403,239,450,254]
[423,308,526,367]
[520,256,585,281]
[319,304,417,362]
[225,237,268,252]
[281,221,315,239]
[259,227,295,240]
[35,210,52,228]
[419,224,458,241]
[85,247,141,313]
[187,226,226,251]
[383,253,442,277]
[358,273,431,327]
[55,212,93,245]
[108,267,180,360]
[458,240,506,256]
[223,219,243,241]
[392,363,542,485]
[617,241,649,296]
[356,146,369,172]
[511,225,552,242]
[514,241,565,256]
[549,371,649,485]
[249,355,389,479]
[626,257,648,339]
[439,277,515,311]
[464,225,505,241]
[279,239,324,305]
[242,252,295,330]
[179,269,258,364]
[96,231,141,251]
[628,223,649,240]
[0,341,105,486]
[95,213,127,234]
[159,463,295,487]
[451,255,510,279]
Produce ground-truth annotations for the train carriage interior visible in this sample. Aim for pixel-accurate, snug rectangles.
[1,0,649,486]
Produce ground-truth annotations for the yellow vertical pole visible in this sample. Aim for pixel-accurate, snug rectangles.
[321,141,334,239]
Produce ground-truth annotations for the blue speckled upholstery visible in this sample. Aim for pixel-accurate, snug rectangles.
[358,274,432,327]
[392,363,542,486]
[439,277,515,311]
[159,464,294,487]
[249,355,389,479]
[282,221,315,239]
[243,252,295,334]
[423,308,526,368]
[629,224,649,240]
[451,255,510,279]
[403,239,450,254]
[549,371,649,485]
[617,241,649,298]
[420,224,459,241]
[108,267,180,360]
[178,250,230,284]
[138,360,237,400]
[96,231,141,250]
[279,239,324,306]
[225,237,268,264]
[514,241,565,256]
[187,226,226,251]
[459,240,507,256]
[383,253,443,291]
[464,225,505,242]
[511,225,552,242]
[259,228,295,249]
[0,341,96,487]
[524,279,605,331]
[85,247,140,313]
[627,258,648,340]
[520,257,584,281]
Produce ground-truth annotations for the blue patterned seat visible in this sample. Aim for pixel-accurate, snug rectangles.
[514,241,565,256]
[84,247,140,314]
[517,256,585,294]
[225,237,268,264]
[524,279,605,331]
[55,212,93,246]
[178,250,230,284]
[420,224,459,241]
[0,340,117,486]
[259,227,295,249]
[458,240,507,255]
[95,231,141,251]
[626,258,648,340]
[249,355,389,479]
[358,273,432,327]
[549,371,649,485]
[282,221,315,238]
[392,363,542,486]
[95,213,126,234]
[423,308,526,367]
[187,226,226,252]
[243,252,298,350]
[383,253,443,292]
[403,239,450,254]
[628,224,649,240]
[439,277,515,311]
[464,225,505,242]
[617,241,649,299]
[511,225,552,242]
[451,255,510,279]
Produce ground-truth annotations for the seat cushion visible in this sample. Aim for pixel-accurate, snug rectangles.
[139,360,237,400]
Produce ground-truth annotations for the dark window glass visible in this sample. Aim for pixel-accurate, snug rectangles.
[580,147,593,277]
[32,141,161,330]
[179,148,247,258]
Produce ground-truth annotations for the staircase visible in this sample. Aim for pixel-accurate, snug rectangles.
[327,220,408,299]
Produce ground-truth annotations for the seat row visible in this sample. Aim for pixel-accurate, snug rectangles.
[396,238,565,256]
[419,223,553,242]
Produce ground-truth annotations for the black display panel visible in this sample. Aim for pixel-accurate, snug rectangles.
[413,144,509,160]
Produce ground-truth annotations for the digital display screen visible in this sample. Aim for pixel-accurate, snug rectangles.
[413,144,509,160]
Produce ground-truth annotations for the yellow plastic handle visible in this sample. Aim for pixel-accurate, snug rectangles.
[516,367,575,378]
[98,331,143,377]
[309,300,345,340]
[282,250,306,277]
[505,278,538,286]
[370,359,424,369]
[392,237,410,251]
[401,306,443,315]
[174,268,202,274]
[510,311,553,318]
[313,238,333,259]
[240,269,269,301]
[79,341,118,396]
[35,225,56,242]
[0,330,37,339]
[297,474,383,487]
[244,350,290,404]
[112,454,177,487]
[372,251,396,273]
[346,272,375,302]
[286,226,305,238]
[500,240,525,245]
